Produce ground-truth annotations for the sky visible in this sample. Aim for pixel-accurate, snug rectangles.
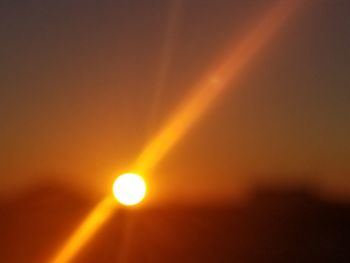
[0,0,349,200]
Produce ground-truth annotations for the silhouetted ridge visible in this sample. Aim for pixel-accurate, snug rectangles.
[1,185,349,263]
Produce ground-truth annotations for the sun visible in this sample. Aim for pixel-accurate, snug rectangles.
[112,173,146,206]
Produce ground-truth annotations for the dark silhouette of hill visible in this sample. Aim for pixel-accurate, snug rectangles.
[0,182,96,263]
[1,183,349,263]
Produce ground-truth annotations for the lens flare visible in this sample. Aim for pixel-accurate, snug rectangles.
[113,173,146,206]
[49,197,116,263]
[134,0,304,174]
[48,1,306,262]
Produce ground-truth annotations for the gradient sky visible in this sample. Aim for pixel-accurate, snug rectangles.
[1,0,349,200]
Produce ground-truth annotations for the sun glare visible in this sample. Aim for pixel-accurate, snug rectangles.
[113,173,146,206]
[49,1,304,261]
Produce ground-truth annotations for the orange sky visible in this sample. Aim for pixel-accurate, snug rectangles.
[1,0,349,200]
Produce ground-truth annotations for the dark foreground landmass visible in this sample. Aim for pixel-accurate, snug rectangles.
[1,184,349,263]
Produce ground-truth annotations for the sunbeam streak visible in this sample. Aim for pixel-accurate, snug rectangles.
[49,196,116,263]
[48,1,305,262]
[148,0,184,132]
[134,0,304,174]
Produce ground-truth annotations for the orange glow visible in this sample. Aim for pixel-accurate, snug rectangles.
[48,1,304,262]
[113,173,147,206]
[49,196,116,263]
[134,0,303,174]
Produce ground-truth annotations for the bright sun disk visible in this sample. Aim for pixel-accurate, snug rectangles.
[112,173,146,206]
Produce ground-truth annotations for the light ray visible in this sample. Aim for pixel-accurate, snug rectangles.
[48,1,305,262]
[148,0,184,133]
[134,0,304,174]
[49,196,116,263]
